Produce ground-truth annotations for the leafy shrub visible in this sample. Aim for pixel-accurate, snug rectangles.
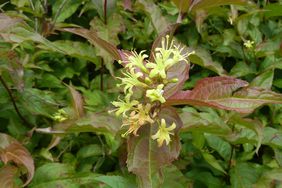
[1,0,282,187]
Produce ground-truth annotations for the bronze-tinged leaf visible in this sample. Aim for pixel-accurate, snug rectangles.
[0,133,34,187]
[36,111,121,135]
[164,58,190,98]
[61,28,122,61]
[0,13,22,31]
[172,0,191,13]
[166,76,282,113]
[127,107,182,188]
[189,0,248,12]
[123,0,132,10]
[66,84,84,118]
[0,166,18,188]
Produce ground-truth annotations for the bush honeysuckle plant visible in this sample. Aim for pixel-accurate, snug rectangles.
[2,0,282,188]
[111,36,194,146]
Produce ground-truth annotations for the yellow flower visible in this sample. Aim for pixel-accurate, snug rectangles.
[146,36,194,79]
[152,119,176,147]
[117,68,147,98]
[111,98,139,117]
[122,104,154,136]
[126,51,149,73]
[244,40,255,49]
[146,84,165,103]
[52,109,68,122]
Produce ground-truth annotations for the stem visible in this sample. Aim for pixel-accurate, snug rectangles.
[228,125,236,171]
[28,0,38,32]
[99,0,108,91]
[100,59,104,91]
[228,145,235,170]
[0,76,33,128]
[103,0,107,24]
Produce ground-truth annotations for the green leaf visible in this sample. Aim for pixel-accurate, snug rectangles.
[189,48,227,75]
[52,0,81,23]
[62,28,121,61]
[19,88,58,117]
[127,107,182,188]
[180,110,232,135]
[30,163,100,188]
[89,14,123,74]
[161,165,191,187]
[229,115,263,154]
[230,162,263,188]
[230,61,256,78]
[77,144,103,159]
[264,3,282,18]
[91,0,117,20]
[186,169,223,188]
[38,40,99,64]
[250,69,274,89]
[202,152,226,174]
[93,175,137,188]
[137,0,172,34]
[254,168,282,188]
[205,134,232,161]
[263,127,282,148]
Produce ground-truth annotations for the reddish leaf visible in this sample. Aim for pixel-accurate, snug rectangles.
[166,76,282,113]
[123,0,132,10]
[127,107,181,188]
[0,13,22,31]
[61,28,122,61]
[0,133,34,187]
[36,112,121,135]
[164,58,190,98]
[66,84,84,118]
[171,0,192,13]
[0,166,18,188]
[189,0,248,12]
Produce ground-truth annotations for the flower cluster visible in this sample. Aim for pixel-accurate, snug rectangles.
[111,36,193,146]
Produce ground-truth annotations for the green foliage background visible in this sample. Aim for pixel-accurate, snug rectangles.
[1,0,282,187]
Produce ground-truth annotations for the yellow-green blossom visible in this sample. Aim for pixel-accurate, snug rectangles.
[52,109,68,122]
[152,119,176,147]
[146,36,193,79]
[117,68,147,99]
[146,84,165,103]
[111,98,139,117]
[122,103,154,136]
[126,51,149,73]
[244,40,255,49]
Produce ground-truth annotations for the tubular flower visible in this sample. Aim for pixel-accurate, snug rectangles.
[52,109,68,122]
[152,119,176,147]
[117,68,147,98]
[111,36,192,145]
[146,35,194,79]
[125,51,149,73]
[122,104,154,136]
[146,84,165,103]
[111,98,139,117]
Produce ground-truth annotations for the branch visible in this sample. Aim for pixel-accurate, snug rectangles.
[0,76,34,128]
